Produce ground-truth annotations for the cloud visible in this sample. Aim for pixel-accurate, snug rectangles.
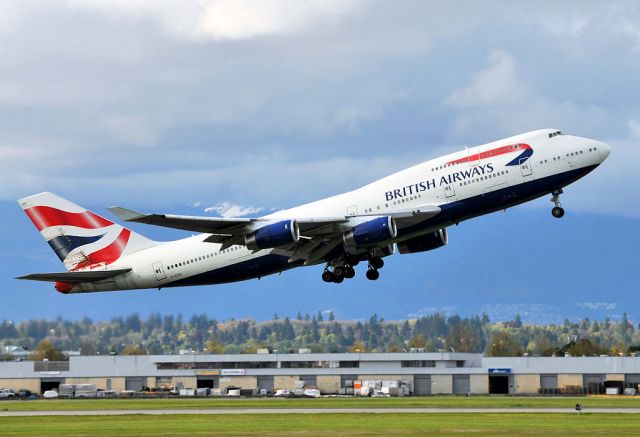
[577,302,617,310]
[68,0,363,41]
[204,202,264,217]
[447,50,525,108]
[1,0,639,221]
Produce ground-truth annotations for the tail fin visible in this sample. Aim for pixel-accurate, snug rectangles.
[18,192,156,271]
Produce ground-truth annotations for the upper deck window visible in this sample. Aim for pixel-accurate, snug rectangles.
[548,131,563,138]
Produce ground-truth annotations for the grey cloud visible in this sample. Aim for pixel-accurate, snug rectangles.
[1,1,639,218]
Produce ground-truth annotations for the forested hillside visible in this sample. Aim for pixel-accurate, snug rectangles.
[1,312,638,358]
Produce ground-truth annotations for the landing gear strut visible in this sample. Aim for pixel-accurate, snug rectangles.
[550,189,565,218]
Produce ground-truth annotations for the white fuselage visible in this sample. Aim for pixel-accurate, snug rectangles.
[77,129,610,292]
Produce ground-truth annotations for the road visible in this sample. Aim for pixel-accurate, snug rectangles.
[3,407,640,416]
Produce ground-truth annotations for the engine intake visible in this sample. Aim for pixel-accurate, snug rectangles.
[245,220,300,250]
[397,228,448,254]
[343,216,397,248]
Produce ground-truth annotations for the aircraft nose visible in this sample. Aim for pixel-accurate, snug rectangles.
[598,141,611,161]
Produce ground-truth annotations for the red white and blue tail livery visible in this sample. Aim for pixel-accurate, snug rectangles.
[17,129,611,293]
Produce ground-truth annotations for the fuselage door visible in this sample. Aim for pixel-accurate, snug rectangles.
[152,261,166,281]
[346,205,358,216]
[519,158,533,177]
[443,183,456,199]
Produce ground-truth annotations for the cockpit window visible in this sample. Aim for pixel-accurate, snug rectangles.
[548,131,563,138]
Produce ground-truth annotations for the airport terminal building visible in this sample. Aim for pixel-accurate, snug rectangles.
[1,352,640,396]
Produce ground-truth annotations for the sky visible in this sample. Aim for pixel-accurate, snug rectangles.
[0,0,639,324]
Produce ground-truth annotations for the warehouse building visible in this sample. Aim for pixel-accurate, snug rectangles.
[1,352,639,395]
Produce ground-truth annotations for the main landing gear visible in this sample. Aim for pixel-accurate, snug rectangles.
[366,256,383,281]
[321,255,384,283]
[550,189,565,218]
[322,264,356,284]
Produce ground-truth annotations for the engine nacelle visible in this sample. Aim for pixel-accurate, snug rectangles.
[343,216,397,248]
[245,220,300,250]
[396,228,448,254]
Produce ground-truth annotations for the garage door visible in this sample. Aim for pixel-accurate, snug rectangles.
[540,374,558,389]
[625,374,640,388]
[125,377,145,391]
[414,375,431,395]
[299,375,317,388]
[453,375,470,395]
[257,376,274,393]
[583,374,604,394]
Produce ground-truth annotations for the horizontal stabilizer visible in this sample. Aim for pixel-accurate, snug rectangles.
[16,269,131,283]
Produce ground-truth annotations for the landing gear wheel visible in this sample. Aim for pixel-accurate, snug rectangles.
[334,266,344,277]
[366,269,380,281]
[370,257,384,270]
[550,189,564,218]
[343,266,356,279]
[321,270,334,283]
[346,255,360,266]
[333,275,344,284]
[552,206,565,218]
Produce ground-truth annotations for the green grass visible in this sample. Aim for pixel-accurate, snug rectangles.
[1,413,638,436]
[2,396,640,411]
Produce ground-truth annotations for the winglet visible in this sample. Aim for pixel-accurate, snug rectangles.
[108,206,147,222]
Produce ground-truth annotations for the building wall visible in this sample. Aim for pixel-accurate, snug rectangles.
[431,374,452,394]
[514,374,540,394]
[219,376,257,389]
[64,377,109,390]
[558,374,582,388]
[317,375,340,394]
[0,378,39,393]
[171,377,197,390]
[358,374,412,383]
[274,375,299,390]
[606,374,625,382]
[110,378,126,392]
[470,374,488,394]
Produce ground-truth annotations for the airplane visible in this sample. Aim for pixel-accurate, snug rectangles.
[16,128,610,294]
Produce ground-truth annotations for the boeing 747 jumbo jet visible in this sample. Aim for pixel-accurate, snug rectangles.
[17,129,610,293]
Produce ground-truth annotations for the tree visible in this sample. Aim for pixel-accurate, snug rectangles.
[205,339,225,354]
[486,332,523,357]
[32,339,65,361]
[122,344,146,355]
[513,314,522,328]
[409,334,427,349]
[348,341,365,352]
[328,311,335,321]
[565,338,607,356]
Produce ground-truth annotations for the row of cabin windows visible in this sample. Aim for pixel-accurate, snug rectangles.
[362,194,423,214]
[549,146,598,163]
[165,246,243,271]
[459,170,508,187]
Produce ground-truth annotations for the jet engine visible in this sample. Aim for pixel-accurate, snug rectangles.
[245,220,300,250]
[343,216,397,247]
[396,228,448,254]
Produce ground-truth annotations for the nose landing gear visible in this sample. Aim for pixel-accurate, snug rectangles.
[551,189,565,218]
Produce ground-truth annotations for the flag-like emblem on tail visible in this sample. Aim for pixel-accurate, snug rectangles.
[18,192,153,271]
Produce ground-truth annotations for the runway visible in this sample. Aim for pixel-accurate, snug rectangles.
[3,407,640,416]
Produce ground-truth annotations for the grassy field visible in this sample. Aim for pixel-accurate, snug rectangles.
[2,413,639,436]
[1,396,640,411]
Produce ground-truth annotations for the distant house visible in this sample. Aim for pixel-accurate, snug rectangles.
[3,345,30,358]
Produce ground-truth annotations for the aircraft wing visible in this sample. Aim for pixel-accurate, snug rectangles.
[16,269,132,283]
[109,203,442,256]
